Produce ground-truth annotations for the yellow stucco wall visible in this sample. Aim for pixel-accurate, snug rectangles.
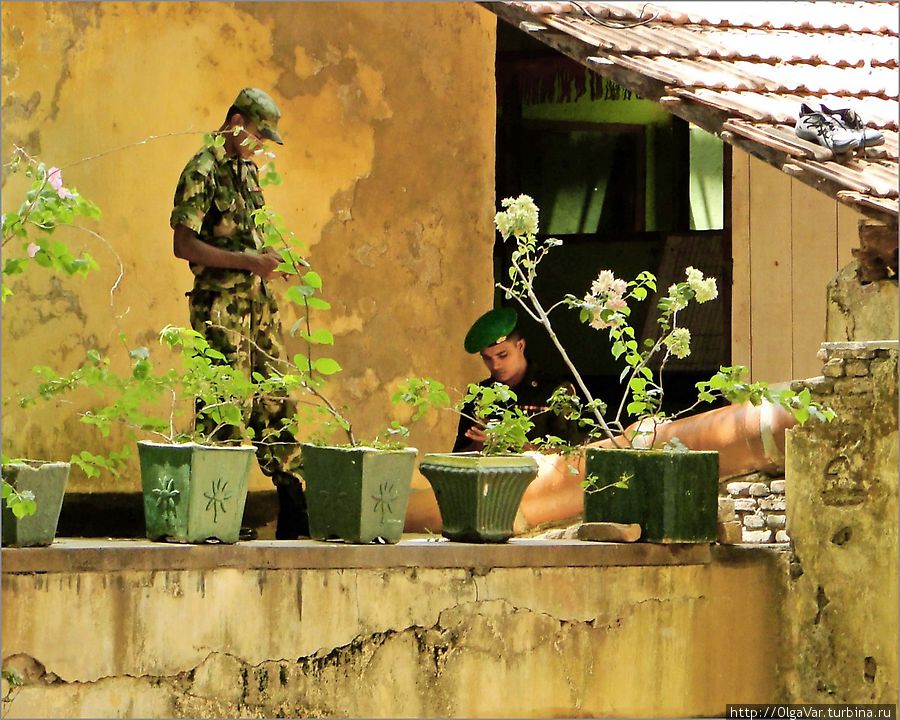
[1,2,497,491]
[1,544,789,718]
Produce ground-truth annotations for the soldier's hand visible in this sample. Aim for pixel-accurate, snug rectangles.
[464,425,487,446]
[246,250,281,280]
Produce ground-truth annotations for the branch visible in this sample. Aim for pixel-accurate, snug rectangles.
[70,224,125,308]
[58,130,209,172]
[514,262,623,447]
[204,322,356,445]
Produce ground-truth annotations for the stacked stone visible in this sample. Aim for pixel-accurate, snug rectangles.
[717,341,897,545]
[720,473,788,543]
[792,340,897,412]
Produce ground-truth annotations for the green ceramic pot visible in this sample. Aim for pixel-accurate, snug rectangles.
[584,447,719,543]
[418,453,538,543]
[1,461,69,547]
[138,441,255,544]
[302,444,417,544]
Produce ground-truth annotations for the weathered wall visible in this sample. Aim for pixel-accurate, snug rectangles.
[730,151,871,383]
[1,542,788,718]
[1,2,496,491]
[784,341,898,704]
[826,261,899,342]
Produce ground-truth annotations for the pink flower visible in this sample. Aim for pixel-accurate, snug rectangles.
[47,167,63,191]
[26,243,40,258]
[47,167,73,199]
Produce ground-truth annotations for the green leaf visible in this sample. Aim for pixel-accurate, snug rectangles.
[293,354,312,372]
[313,357,342,375]
[305,297,331,310]
[304,271,323,289]
[221,404,243,427]
[12,497,37,519]
[285,285,315,304]
[2,258,27,276]
[301,328,334,345]
[626,401,646,416]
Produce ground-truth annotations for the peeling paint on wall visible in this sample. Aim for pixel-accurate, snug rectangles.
[2,558,784,717]
[2,2,497,491]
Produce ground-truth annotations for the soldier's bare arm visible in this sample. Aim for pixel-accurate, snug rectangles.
[173,224,280,279]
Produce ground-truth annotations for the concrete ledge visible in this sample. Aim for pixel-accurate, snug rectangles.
[2,537,714,573]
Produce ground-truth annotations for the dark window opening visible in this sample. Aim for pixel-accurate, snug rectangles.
[493,22,732,420]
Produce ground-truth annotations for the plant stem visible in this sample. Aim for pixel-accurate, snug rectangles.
[204,322,356,445]
[510,261,623,447]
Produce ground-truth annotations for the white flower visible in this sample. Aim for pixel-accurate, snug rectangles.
[583,293,624,330]
[591,270,616,295]
[685,266,718,303]
[664,327,691,359]
[667,284,688,311]
[494,194,539,239]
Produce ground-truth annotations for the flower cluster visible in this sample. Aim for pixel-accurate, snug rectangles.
[492,193,832,448]
[494,194,539,240]
[583,269,628,330]
[663,327,691,359]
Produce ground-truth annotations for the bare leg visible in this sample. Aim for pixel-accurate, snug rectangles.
[514,400,797,533]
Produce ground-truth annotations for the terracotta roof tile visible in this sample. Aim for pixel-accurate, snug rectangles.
[490,0,900,220]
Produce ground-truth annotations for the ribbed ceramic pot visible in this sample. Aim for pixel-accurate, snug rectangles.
[418,453,538,543]
[584,448,719,543]
[138,441,256,544]
[1,461,70,547]
[302,444,417,544]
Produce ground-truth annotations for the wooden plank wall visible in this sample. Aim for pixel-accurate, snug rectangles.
[730,150,866,383]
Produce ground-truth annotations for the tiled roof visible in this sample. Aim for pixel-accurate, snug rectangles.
[485,1,900,221]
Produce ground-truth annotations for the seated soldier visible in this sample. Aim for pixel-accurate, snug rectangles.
[453,307,583,452]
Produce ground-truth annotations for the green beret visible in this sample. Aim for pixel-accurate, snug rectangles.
[464,307,518,354]
[232,87,284,145]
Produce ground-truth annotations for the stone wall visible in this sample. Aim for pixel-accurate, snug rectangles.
[783,340,898,704]
[2,540,788,719]
[720,472,788,544]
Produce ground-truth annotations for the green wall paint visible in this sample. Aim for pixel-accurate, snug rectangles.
[510,69,723,233]
[689,126,724,230]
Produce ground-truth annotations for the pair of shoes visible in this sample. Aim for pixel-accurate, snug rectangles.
[795,102,860,153]
[795,102,884,153]
[239,526,258,541]
[819,103,885,148]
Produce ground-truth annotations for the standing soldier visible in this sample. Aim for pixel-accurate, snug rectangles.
[170,87,308,539]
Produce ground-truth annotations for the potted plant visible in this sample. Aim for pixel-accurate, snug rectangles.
[284,308,438,545]
[26,324,278,544]
[2,152,104,546]
[486,194,835,543]
[393,377,547,543]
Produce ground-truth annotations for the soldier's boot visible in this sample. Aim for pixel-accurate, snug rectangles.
[275,474,310,540]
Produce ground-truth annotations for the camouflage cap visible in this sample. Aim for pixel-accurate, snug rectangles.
[232,87,284,145]
[464,307,519,354]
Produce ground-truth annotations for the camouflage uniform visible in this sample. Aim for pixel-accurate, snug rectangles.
[171,115,307,535]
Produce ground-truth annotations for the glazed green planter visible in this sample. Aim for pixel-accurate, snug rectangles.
[584,448,718,543]
[138,441,256,544]
[418,453,538,543]
[1,461,69,547]
[301,444,417,544]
